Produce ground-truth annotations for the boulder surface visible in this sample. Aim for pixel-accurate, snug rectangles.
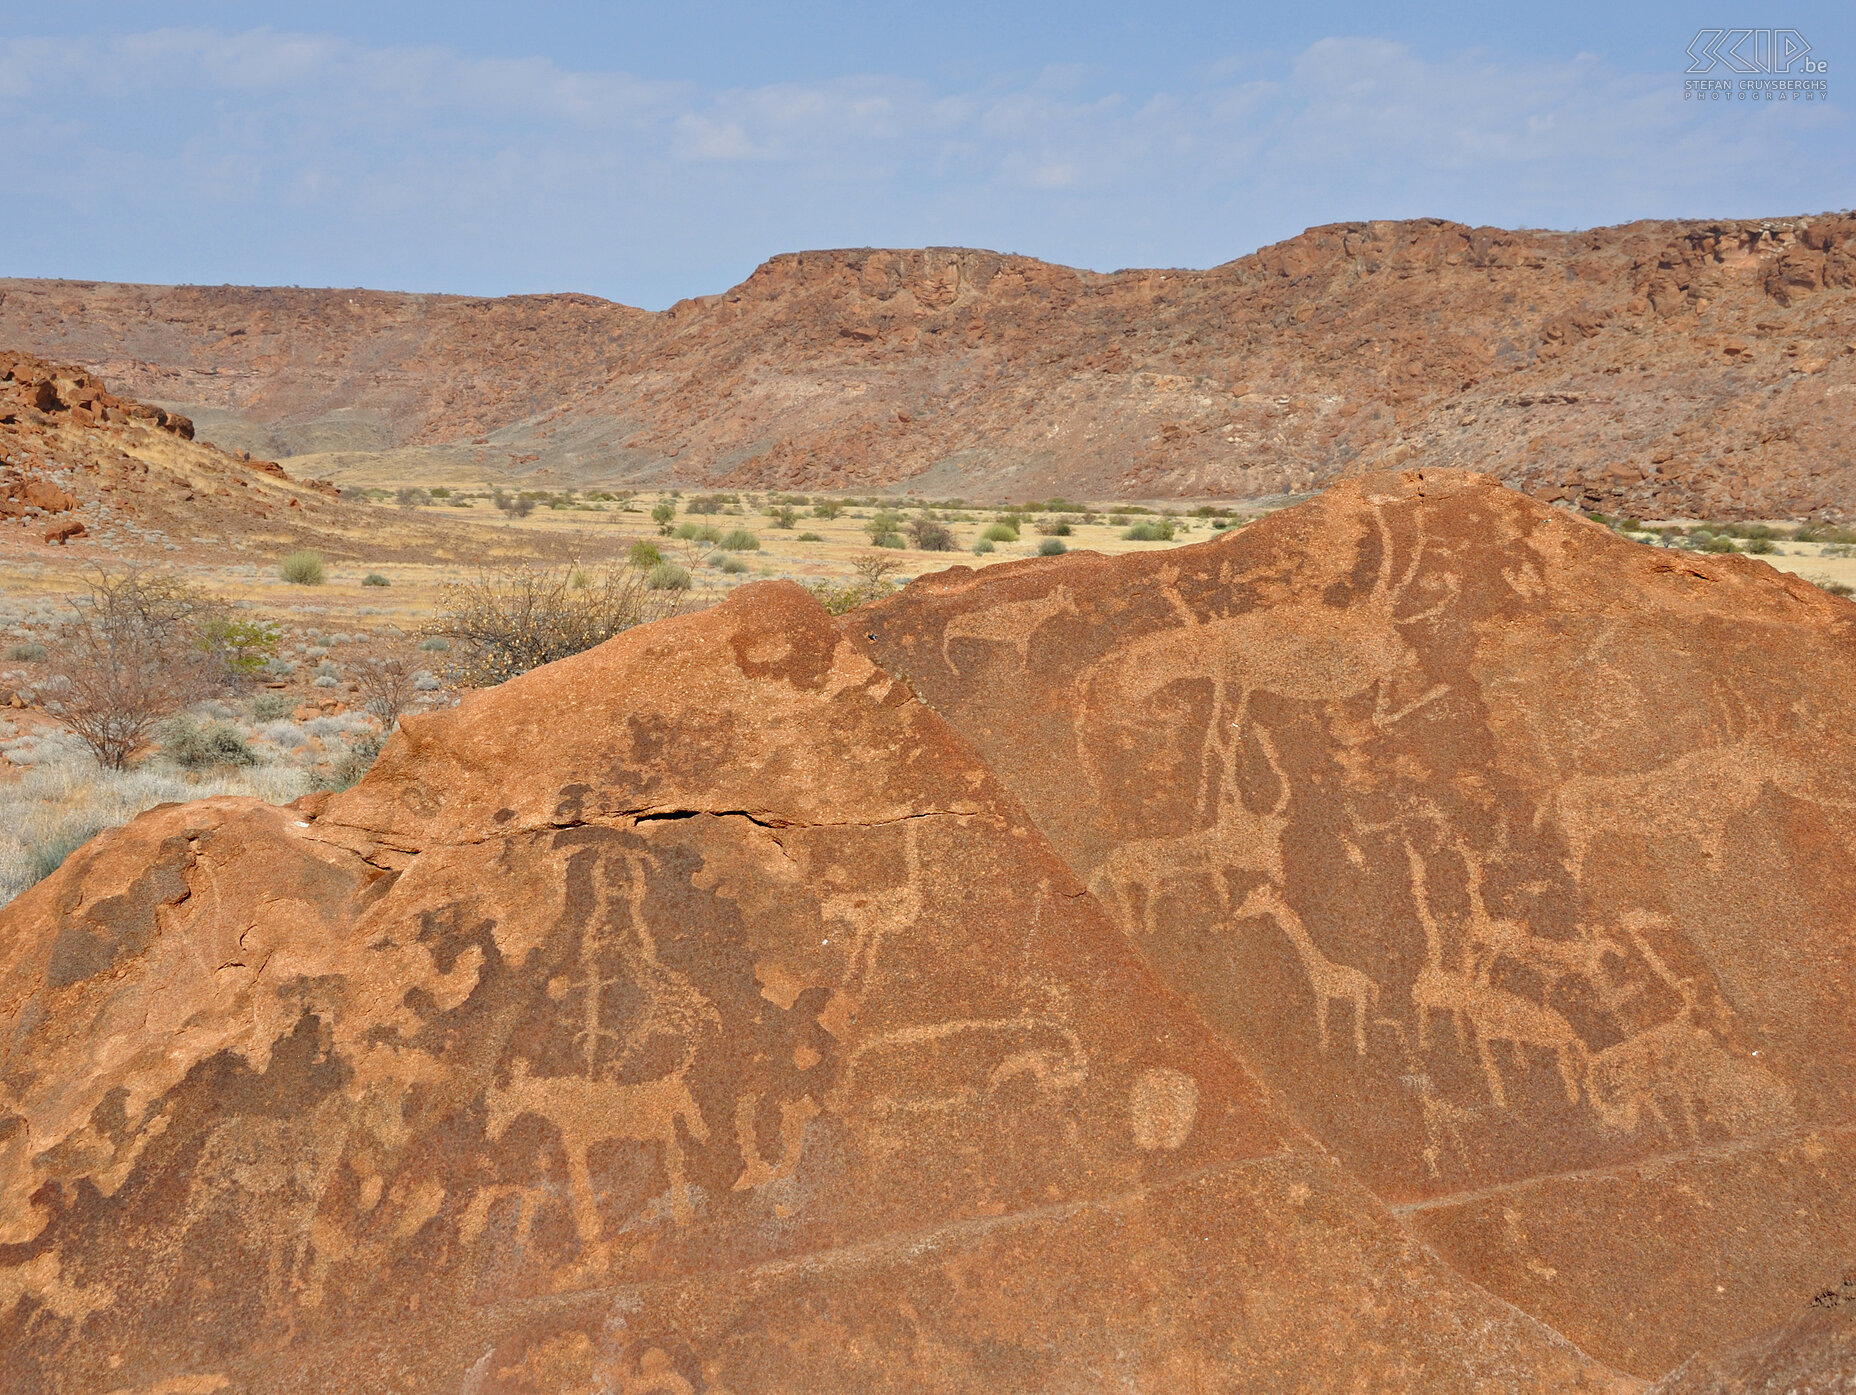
[854,467,1856,1382]
[0,573,1619,1391]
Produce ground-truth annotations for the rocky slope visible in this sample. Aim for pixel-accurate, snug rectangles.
[0,350,585,562]
[4,214,1855,517]
[0,470,1850,1390]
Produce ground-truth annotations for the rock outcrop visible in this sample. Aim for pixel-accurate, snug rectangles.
[1,470,1851,1389]
[854,467,1856,1382]
[5,215,1856,515]
[0,350,571,561]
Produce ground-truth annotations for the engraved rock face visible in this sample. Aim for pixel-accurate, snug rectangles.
[855,467,1856,1383]
[0,576,1620,1392]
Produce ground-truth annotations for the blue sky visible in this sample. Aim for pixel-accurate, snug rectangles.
[2,2,1851,307]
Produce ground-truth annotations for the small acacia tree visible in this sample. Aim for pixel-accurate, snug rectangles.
[49,570,219,768]
[432,559,685,685]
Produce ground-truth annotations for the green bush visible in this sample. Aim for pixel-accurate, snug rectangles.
[1122,520,1176,541]
[629,540,664,569]
[1038,538,1067,556]
[163,716,258,770]
[651,501,676,531]
[980,522,1019,543]
[716,556,750,574]
[719,529,760,551]
[5,642,47,662]
[873,534,906,549]
[647,563,692,590]
[797,532,824,542]
[1743,538,1777,555]
[419,635,450,651]
[196,617,280,684]
[1036,520,1072,536]
[770,505,799,529]
[813,500,844,519]
[972,540,996,555]
[1698,535,1739,554]
[248,693,295,721]
[361,572,391,587]
[279,550,326,585]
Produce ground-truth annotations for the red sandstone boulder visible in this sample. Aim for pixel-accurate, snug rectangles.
[853,468,1856,1382]
[0,579,1621,1392]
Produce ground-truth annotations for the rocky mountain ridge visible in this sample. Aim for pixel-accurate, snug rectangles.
[3,213,1855,515]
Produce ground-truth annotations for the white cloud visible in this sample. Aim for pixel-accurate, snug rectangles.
[0,25,1847,305]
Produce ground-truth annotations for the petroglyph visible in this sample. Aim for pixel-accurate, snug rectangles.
[488,851,719,1244]
[485,1063,710,1237]
[938,583,1080,674]
[834,1017,1088,1118]
[819,820,923,992]
[1130,1069,1200,1150]
[1405,841,1589,1109]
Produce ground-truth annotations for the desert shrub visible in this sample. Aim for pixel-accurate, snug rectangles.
[1698,535,1739,554]
[1809,574,1856,598]
[6,642,47,662]
[629,540,665,569]
[280,550,326,585]
[362,572,391,587]
[1797,523,1856,545]
[865,510,905,547]
[647,563,692,591]
[1109,513,1130,526]
[162,716,258,770]
[1743,538,1777,554]
[672,522,700,539]
[432,560,685,686]
[849,554,903,586]
[813,500,845,519]
[395,487,430,508]
[685,494,728,515]
[1038,538,1068,556]
[1122,520,1176,541]
[355,656,419,727]
[196,617,279,686]
[770,506,799,529]
[47,570,220,769]
[797,532,824,542]
[980,522,1019,543]
[1036,519,1072,536]
[715,556,750,575]
[719,529,761,551]
[973,540,996,555]
[906,517,958,551]
[249,692,295,721]
[419,635,450,651]
[651,501,676,531]
[309,731,384,793]
[805,578,896,615]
